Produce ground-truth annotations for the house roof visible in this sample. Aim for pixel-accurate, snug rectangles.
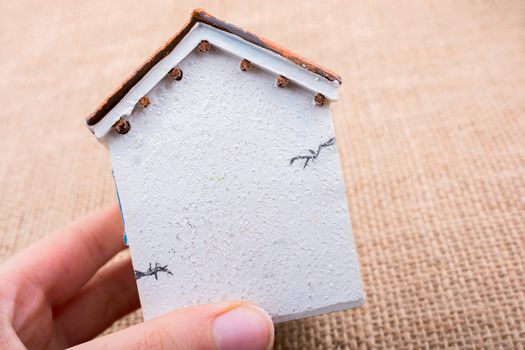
[86,9,342,127]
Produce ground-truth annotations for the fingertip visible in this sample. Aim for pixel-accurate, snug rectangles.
[69,301,274,350]
[212,302,274,350]
[243,303,275,350]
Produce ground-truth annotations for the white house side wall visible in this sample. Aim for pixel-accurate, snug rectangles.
[106,45,362,322]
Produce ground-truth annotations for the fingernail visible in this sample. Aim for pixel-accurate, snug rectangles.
[212,303,274,350]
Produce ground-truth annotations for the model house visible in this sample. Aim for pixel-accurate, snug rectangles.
[86,9,363,322]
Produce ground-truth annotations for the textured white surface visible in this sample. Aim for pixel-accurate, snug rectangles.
[89,23,340,138]
[106,45,363,322]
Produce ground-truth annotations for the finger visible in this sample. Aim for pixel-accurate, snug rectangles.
[4,204,124,305]
[71,302,274,350]
[53,258,139,347]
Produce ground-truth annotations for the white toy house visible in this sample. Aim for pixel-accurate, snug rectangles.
[86,9,363,322]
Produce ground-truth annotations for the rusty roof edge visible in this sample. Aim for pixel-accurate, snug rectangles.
[86,9,342,126]
[191,9,342,84]
[85,15,198,126]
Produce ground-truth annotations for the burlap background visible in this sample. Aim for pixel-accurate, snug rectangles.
[1,0,524,348]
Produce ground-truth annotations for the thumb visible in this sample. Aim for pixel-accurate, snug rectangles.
[70,301,274,350]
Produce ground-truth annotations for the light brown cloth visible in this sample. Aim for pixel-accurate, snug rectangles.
[0,0,523,348]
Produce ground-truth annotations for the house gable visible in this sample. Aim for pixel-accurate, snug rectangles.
[86,9,342,139]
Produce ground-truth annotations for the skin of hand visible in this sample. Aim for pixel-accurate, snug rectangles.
[0,205,274,350]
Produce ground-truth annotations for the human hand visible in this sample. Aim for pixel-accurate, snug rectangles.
[0,205,274,349]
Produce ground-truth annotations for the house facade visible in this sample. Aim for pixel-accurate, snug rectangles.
[86,9,363,322]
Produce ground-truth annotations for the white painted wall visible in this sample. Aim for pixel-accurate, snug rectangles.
[106,44,363,322]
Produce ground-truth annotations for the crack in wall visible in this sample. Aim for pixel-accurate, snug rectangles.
[290,137,336,169]
[135,262,173,280]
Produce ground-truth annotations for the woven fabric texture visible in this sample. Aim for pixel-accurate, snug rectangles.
[0,0,524,348]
